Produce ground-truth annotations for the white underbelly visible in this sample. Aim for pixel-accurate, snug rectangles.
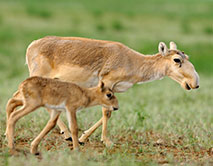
[113,81,133,93]
[45,102,66,112]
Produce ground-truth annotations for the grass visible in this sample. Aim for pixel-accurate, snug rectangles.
[0,76,212,165]
[0,0,212,165]
[25,5,52,19]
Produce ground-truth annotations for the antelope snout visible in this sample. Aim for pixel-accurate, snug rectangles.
[191,78,199,89]
[194,72,200,89]
[190,72,200,90]
[192,84,199,89]
[113,107,119,111]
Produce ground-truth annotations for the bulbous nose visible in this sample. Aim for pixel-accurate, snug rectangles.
[113,107,119,111]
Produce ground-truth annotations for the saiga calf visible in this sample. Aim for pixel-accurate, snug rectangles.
[6,76,118,154]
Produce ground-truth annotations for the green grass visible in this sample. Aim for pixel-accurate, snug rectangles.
[0,0,212,165]
[0,76,212,165]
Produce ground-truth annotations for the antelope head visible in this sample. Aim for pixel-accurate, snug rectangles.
[96,81,119,111]
[158,42,199,90]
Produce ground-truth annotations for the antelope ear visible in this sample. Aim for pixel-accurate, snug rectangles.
[170,41,177,50]
[158,42,168,56]
[99,81,105,91]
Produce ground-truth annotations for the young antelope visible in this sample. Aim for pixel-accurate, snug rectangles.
[6,76,119,154]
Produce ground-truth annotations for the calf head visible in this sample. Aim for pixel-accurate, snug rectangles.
[97,81,119,111]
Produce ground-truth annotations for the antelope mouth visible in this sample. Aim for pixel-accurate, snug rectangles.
[185,83,191,90]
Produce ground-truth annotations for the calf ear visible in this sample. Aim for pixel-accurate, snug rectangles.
[158,42,168,56]
[99,81,105,92]
[170,41,177,50]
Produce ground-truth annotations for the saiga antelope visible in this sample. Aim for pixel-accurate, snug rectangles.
[26,36,199,146]
[6,76,118,154]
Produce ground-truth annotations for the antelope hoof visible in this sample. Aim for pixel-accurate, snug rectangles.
[101,138,114,147]
[30,143,39,155]
[31,148,40,155]
[65,136,84,145]
[4,132,8,140]
[61,130,72,141]
[79,141,84,145]
[34,152,40,156]
[79,132,89,143]
[65,137,73,142]
[4,129,8,138]
[31,146,41,156]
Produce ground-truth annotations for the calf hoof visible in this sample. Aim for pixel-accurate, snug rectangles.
[34,152,40,156]
[65,137,73,142]
[30,145,39,155]
[101,138,114,147]
[34,151,42,160]
[78,132,89,143]
[60,130,72,141]
[31,150,41,156]
[65,137,85,146]
[79,141,84,145]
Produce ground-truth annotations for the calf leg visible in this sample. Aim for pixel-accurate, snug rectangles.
[6,98,23,122]
[46,108,72,141]
[29,68,72,141]
[7,103,38,150]
[5,98,23,136]
[31,110,60,154]
[66,109,79,150]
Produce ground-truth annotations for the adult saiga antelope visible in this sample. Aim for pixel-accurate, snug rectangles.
[26,36,199,146]
[6,76,118,154]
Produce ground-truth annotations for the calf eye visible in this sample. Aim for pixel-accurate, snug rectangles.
[174,58,181,63]
[106,93,112,99]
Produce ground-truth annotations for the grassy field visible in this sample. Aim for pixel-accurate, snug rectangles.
[0,0,212,165]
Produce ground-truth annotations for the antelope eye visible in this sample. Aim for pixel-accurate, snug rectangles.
[174,58,181,63]
[106,93,112,98]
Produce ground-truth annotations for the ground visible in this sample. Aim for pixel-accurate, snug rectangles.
[2,128,212,165]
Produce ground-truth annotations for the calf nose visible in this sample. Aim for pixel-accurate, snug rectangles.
[113,107,119,111]
[195,85,199,89]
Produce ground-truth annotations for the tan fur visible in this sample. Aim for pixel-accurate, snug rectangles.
[26,36,200,145]
[6,76,118,154]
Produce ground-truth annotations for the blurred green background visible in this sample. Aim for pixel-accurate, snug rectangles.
[0,0,212,82]
[1,0,212,104]
[0,0,212,165]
